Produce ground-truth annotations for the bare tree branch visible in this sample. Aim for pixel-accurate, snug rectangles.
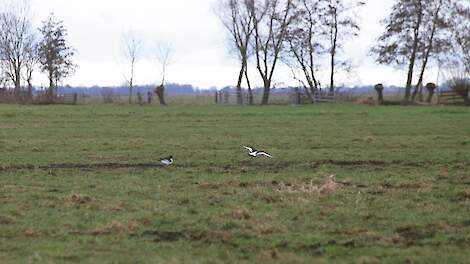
[122,31,142,104]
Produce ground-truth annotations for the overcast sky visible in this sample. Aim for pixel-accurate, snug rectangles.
[24,0,429,89]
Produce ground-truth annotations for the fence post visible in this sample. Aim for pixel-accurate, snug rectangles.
[223,92,229,104]
[73,93,78,105]
[215,91,218,104]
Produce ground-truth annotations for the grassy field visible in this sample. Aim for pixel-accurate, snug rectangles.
[1,104,469,263]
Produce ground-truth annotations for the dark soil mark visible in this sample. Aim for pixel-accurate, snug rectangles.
[196,180,280,190]
[1,159,467,173]
[395,223,448,245]
[140,230,186,242]
[0,215,15,225]
[0,162,165,172]
[298,239,363,255]
[134,229,234,245]
[310,159,465,168]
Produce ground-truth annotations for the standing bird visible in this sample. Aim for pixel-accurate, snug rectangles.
[160,155,174,166]
[243,146,273,158]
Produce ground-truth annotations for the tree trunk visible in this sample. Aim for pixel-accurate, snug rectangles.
[128,81,133,104]
[300,64,315,104]
[411,0,441,102]
[261,79,270,105]
[236,62,245,105]
[404,2,423,103]
[129,61,134,104]
[245,67,253,105]
[309,76,319,102]
[304,86,314,104]
[27,81,33,102]
[155,84,166,105]
[48,73,54,103]
[330,50,335,93]
[14,71,21,101]
[329,8,338,93]
[375,84,384,105]
[411,82,423,102]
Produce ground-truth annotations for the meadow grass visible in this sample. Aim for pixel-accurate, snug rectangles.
[1,104,469,263]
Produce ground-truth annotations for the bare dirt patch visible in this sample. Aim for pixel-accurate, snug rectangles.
[395,223,449,245]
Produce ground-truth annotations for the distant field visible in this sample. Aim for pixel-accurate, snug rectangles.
[1,104,469,263]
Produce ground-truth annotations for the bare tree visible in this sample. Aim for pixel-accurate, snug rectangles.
[23,35,38,101]
[372,0,425,103]
[410,0,465,102]
[449,1,470,75]
[218,0,256,105]
[445,2,470,105]
[410,0,445,101]
[285,0,325,102]
[122,31,142,104]
[248,0,295,105]
[0,1,35,101]
[323,0,364,93]
[38,14,76,102]
[154,43,172,105]
[373,0,469,103]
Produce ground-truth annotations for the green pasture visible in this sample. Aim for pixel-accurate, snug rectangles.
[1,104,469,263]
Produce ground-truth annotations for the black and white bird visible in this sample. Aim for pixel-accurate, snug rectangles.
[243,146,273,158]
[160,155,174,166]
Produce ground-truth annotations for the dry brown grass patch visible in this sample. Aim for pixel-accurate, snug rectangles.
[232,207,251,220]
[88,220,139,236]
[253,223,277,235]
[0,124,18,129]
[356,256,381,264]
[89,220,127,235]
[458,190,470,200]
[104,202,125,212]
[65,193,93,207]
[258,249,278,261]
[24,228,40,237]
[276,175,338,194]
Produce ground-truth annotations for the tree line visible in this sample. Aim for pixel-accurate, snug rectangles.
[1,0,468,105]
[0,2,75,103]
[218,0,470,105]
